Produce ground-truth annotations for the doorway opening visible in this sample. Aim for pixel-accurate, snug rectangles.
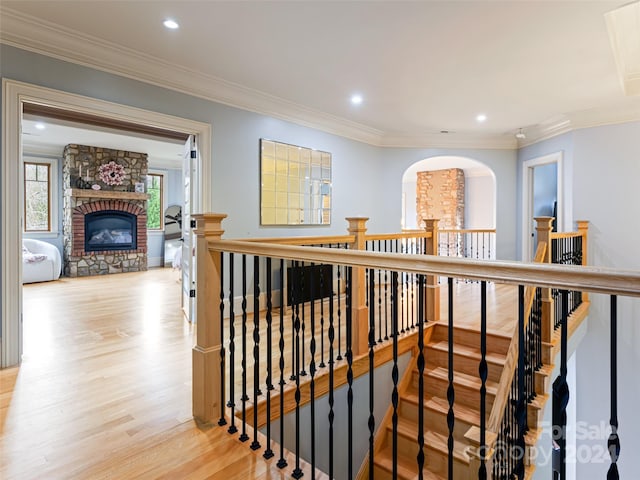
[2,79,212,368]
[521,152,564,262]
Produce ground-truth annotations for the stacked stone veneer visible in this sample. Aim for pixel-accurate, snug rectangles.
[416,168,465,229]
[417,168,465,256]
[62,144,148,277]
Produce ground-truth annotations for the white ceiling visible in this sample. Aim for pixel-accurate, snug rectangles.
[22,116,184,168]
[2,0,640,148]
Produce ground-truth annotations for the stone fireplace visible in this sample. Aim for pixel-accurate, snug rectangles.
[62,144,149,277]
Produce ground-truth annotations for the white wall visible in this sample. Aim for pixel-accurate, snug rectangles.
[465,173,495,229]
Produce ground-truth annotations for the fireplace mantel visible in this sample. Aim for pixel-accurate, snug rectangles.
[66,188,149,201]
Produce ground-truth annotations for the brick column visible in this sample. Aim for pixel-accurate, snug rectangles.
[346,217,369,356]
[192,213,227,424]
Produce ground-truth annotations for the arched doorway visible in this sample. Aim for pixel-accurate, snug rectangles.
[401,155,497,257]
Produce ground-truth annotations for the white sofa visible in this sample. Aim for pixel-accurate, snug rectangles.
[22,238,62,284]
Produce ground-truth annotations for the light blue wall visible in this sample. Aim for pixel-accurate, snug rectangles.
[533,162,557,218]
[3,44,519,248]
[522,122,640,480]
[1,45,394,240]
[571,121,640,480]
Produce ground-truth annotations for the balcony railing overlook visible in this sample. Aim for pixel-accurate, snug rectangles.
[191,214,639,480]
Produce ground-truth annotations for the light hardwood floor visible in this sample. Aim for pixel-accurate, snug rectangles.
[2,269,518,479]
[1,268,318,480]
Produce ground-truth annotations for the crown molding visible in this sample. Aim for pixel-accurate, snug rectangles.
[2,6,639,151]
[0,7,384,145]
[380,132,517,150]
[518,101,640,147]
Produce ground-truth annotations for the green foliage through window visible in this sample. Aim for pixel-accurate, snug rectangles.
[146,174,163,230]
[24,162,50,231]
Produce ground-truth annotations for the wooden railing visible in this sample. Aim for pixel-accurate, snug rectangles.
[192,213,637,480]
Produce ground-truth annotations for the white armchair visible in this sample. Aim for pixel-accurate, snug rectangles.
[22,238,62,283]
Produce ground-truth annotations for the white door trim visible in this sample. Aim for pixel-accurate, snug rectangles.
[1,79,212,367]
[521,151,563,262]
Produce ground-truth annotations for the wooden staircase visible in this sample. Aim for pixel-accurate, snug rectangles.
[365,323,510,479]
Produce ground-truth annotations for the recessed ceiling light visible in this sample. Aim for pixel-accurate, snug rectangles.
[163,19,179,29]
[476,114,487,123]
[34,122,46,130]
[351,94,363,105]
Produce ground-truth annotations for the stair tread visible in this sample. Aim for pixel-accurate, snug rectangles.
[374,448,445,480]
[536,363,555,376]
[424,366,499,395]
[427,340,506,363]
[403,391,484,426]
[389,416,471,464]
[529,392,549,410]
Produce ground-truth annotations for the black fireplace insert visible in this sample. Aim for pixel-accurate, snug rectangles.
[85,210,137,252]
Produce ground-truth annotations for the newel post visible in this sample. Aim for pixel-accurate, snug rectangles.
[346,217,369,356]
[577,220,589,302]
[535,216,554,349]
[424,219,440,323]
[192,213,227,424]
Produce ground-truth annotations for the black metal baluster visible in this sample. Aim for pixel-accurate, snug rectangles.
[227,253,237,434]
[309,263,317,477]
[410,239,415,330]
[482,231,486,259]
[552,289,570,480]
[290,262,297,381]
[346,266,354,480]
[300,263,307,377]
[479,280,488,480]
[399,239,405,334]
[378,241,383,343]
[367,271,376,480]
[337,264,343,361]
[218,252,227,427]
[250,256,261,450]
[292,264,303,479]
[417,274,426,479]
[368,268,376,479]
[319,264,326,369]
[328,270,335,479]
[514,285,527,478]
[263,257,274,459]
[608,295,620,480]
[277,259,287,469]
[447,277,455,479]
[384,241,389,340]
[239,254,249,442]
[391,271,399,480]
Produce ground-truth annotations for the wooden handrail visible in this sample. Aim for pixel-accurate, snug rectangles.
[234,234,355,245]
[550,231,582,240]
[487,241,547,433]
[207,239,640,297]
[365,231,432,241]
[439,228,496,234]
